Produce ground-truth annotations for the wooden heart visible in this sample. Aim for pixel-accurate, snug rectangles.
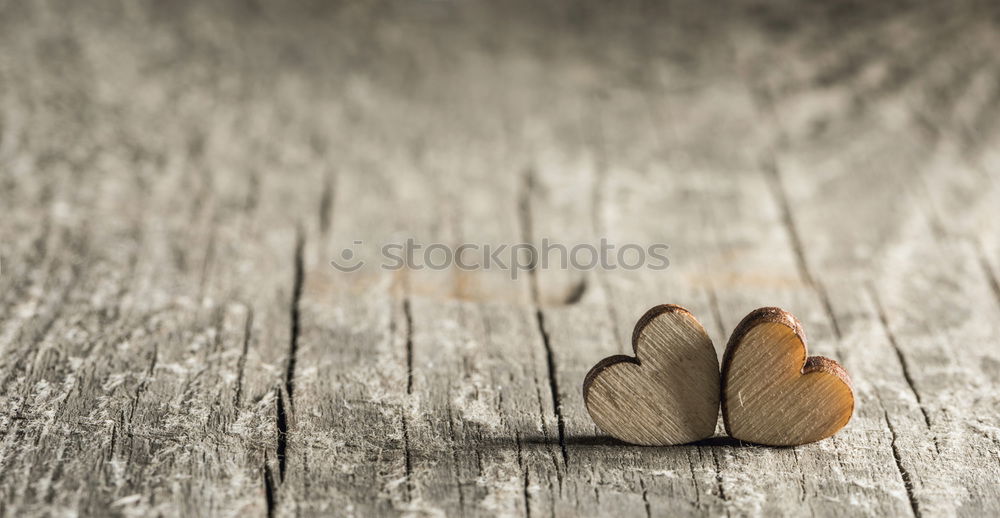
[721,307,854,446]
[583,305,720,445]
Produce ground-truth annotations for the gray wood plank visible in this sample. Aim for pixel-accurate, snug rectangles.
[0,3,316,515]
[2,1,999,517]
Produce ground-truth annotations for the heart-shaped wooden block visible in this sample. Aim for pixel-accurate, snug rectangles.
[583,305,720,445]
[721,307,854,446]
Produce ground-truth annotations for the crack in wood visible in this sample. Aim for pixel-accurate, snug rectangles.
[284,228,305,407]
[761,148,812,289]
[263,462,277,518]
[639,476,652,518]
[519,167,540,303]
[868,283,940,454]
[233,307,253,409]
[532,380,563,481]
[276,229,305,484]
[401,405,414,501]
[522,467,532,518]
[686,450,702,509]
[884,409,922,518]
[535,309,569,467]
[404,299,414,394]
[813,280,844,341]
[275,387,289,482]
[445,402,466,513]
[792,448,808,503]
[514,432,532,518]
[126,331,159,427]
[710,449,728,506]
[762,156,845,341]
[519,166,569,470]
[402,298,414,500]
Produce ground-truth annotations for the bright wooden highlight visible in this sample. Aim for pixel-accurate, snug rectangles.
[584,305,720,446]
[722,307,854,446]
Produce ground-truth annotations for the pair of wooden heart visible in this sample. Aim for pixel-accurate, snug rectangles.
[583,305,854,446]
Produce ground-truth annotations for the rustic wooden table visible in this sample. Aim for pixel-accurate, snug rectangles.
[2,1,999,516]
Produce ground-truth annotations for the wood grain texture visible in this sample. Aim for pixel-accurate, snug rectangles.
[2,0,999,516]
[721,307,854,446]
[584,305,720,445]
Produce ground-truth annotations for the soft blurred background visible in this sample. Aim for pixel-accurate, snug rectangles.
[1,1,999,516]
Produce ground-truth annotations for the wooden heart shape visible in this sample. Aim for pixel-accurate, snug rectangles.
[721,307,854,446]
[583,305,720,445]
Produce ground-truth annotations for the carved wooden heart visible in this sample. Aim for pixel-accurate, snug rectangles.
[721,307,854,446]
[583,305,720,445]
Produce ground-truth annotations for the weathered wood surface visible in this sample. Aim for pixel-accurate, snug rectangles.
[2,0,999,516]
